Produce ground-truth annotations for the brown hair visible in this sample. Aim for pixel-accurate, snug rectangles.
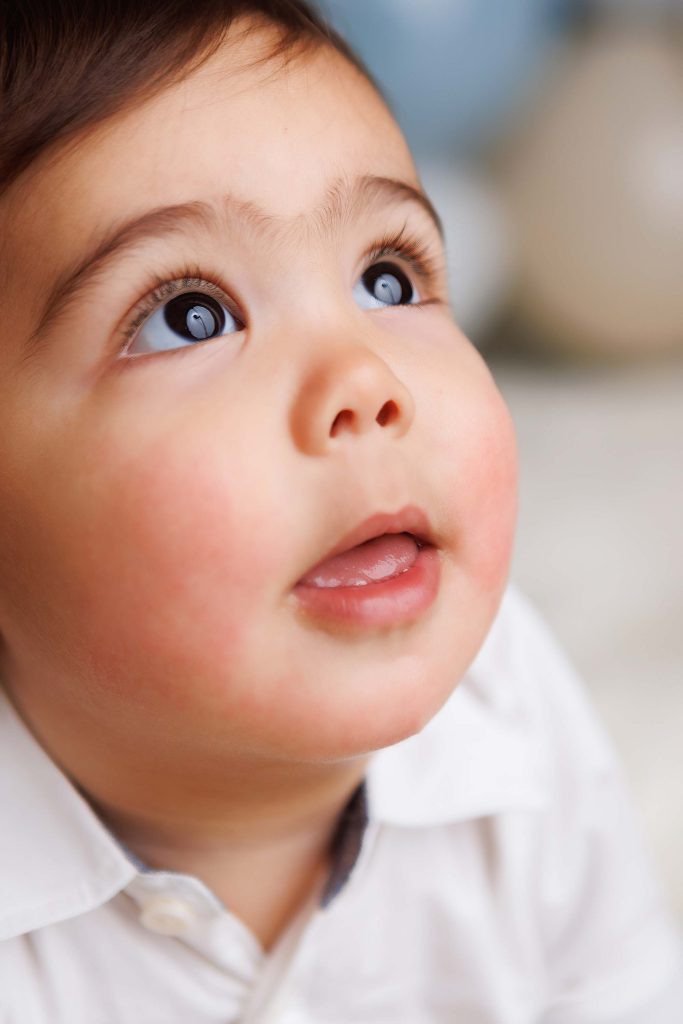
[0,0,381,199]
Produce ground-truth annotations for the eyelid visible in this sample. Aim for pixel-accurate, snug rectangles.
[359,225,443,288]
[117,267,243,355]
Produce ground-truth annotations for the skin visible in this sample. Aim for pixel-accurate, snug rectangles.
[0,23,518,951]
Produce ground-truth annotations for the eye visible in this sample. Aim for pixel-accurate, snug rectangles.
[124,288,243,357]
[353,260,419,310]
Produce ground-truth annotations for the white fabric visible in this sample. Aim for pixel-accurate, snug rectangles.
[0,582,681,1023]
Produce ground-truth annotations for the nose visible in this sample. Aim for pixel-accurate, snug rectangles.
[290,341,415,457]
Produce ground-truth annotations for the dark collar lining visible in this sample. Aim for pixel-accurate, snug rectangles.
[320,779,369,909]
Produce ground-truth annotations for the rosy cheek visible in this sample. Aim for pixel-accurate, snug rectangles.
[437,382,518,599]
[76,439,280,698]
[466,396,519,595]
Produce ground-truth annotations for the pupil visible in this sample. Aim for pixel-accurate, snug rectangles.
[164,292,225,341]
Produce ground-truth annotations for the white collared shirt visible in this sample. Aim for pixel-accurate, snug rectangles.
[1,583,681,1023]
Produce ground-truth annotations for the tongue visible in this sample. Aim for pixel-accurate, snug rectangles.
[299,533,419,588]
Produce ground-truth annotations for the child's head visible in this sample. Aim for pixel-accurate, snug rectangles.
[0,1,517,796]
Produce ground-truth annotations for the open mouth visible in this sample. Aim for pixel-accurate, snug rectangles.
[289,505,441,629]
[297,531,430,589]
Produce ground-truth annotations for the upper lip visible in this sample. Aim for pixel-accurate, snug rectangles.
[299,504,438,578]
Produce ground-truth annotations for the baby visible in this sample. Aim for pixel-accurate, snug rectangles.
[0,1,681,1021]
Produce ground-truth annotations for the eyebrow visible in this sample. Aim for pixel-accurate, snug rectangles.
[23,174,444,357]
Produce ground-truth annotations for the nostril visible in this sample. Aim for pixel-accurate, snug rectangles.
[330,409,353,436]
[376,399,398,427]
[329,399,400,436]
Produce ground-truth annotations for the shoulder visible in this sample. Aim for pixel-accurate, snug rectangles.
[368,582,683,1016]
[468,581,618,776]
[470,583,683,1020]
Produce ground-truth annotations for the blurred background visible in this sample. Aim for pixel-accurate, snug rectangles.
[317,0,683,920]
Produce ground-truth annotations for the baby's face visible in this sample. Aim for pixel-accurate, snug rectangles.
[0,26,517,775]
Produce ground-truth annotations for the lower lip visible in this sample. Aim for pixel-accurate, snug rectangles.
[291,545,441,630]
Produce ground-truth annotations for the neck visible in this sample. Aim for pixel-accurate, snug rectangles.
[85,754,371,953]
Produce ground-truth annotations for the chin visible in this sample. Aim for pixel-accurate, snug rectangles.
[283,678,456,764]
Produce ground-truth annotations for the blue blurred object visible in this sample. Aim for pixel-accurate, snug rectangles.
[317,0,572,157]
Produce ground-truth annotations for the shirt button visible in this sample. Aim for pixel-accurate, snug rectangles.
[138,896,200,936]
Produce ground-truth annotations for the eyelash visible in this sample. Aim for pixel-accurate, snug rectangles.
[117,227,443,356]
[364,225,442,288]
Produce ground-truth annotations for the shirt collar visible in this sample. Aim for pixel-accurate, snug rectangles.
[0,688,136,940]
[0,583,548,939]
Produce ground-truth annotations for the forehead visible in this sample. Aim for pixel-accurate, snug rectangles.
[3,30,418,279]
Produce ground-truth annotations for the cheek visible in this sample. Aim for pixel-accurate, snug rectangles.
[57,433,286,707]
[431,358,519,599]
[373,315,518,609]
[464,396,518,595]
